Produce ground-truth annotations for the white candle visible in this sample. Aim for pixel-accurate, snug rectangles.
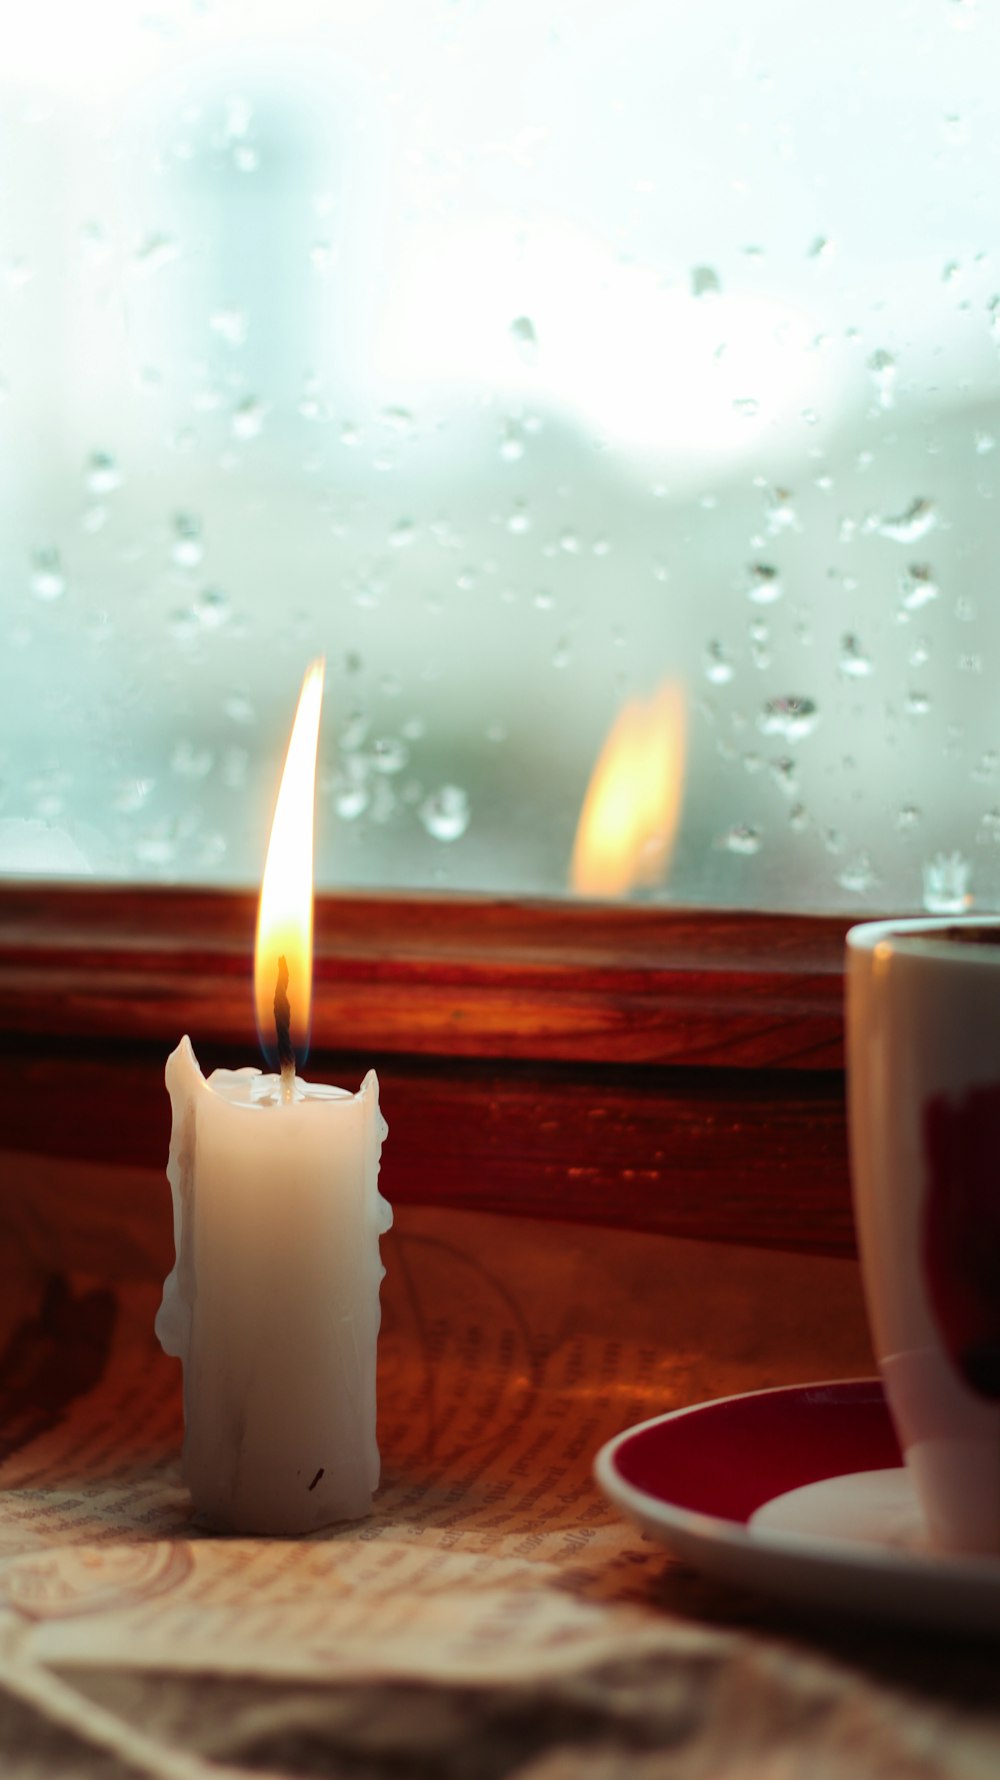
[156,1040,391,1533]
[155,659,392,1534]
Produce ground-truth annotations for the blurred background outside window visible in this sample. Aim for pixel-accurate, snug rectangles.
[2,0,999,912]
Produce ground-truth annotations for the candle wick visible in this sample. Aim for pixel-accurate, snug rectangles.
[274,955,296,1102]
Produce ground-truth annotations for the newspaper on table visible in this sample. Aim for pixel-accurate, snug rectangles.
[1,1147,992,1780]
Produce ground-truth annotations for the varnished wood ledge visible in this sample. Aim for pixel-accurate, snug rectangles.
[0,884,849,1069]
[0,885,855,1255]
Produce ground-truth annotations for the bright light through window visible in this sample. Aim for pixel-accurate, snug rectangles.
[3,0,1000,913]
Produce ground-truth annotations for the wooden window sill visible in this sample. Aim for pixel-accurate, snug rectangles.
[0,884,854,1257]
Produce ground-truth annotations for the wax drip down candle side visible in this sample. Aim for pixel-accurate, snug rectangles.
[155,660,392,1536]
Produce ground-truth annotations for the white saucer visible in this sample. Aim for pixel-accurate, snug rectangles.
[594,1379,1000,1634]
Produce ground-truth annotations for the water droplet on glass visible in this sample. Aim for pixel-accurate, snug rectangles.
[134,826,177,868]
[899,564,938,611]
[552,637,572,669]
[764,486,800,535]
[233,143,259,173]
[30,549,66,601]
[335,779,370,821]
[808,235,834,260]
[759,695,819,740]
[974,751,998,783]
[80,219,110,263]
[171,513,203,569]
[906,690,931,716]
[86,451,121,496]
[507,503,531,535]
[224,693,255,724]
[735,397,760,419]
[379,406,413,436]
[559,530,579,555]
[718,824,761,855]
[231,397,265,440]
[769,756,798,797]
[941,113,969,147]
[369,736,409,775]
[704,640,734,684]
[112,777,154,815]
[310,240,335,273]
[923,852,972,914]
[749,613,769,648]
[167,607,198,644]
[389,518,415,550]
[510,315,538,364]
[340,710,369,753]
[171,740,213,779]
[747,563,782,605]
[838,853,879,895]
[192,586,230,629]
[839,634,873,677]
[975,430,996,455]
[499,419,525,462]
[867,348,896,410]
[420,785,470,842]
[210,308,248,349]
[691,265,721,298]
[876,497,937,544]
[192,379,227,416]
[133,232,180,274]
[896,804,921,831]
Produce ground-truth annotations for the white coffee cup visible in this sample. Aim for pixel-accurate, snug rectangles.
[846,917,1000,1554]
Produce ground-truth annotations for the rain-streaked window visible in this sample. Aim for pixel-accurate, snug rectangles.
[3,0,999,912]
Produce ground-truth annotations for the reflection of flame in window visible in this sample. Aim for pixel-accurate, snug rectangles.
[569,683,686,898]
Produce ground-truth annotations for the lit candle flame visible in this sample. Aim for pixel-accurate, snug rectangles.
[569,682,686,898]
[254,659,326,1073]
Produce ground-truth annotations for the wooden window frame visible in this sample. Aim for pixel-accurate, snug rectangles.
[0,883,854,1256]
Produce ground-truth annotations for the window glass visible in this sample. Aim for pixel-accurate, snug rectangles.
[2,0,998,911]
